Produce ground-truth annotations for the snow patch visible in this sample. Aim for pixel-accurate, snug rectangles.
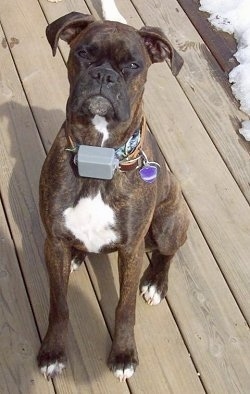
[200,0,250,141]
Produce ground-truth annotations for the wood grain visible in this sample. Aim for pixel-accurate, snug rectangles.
[0,0,68,149]
[130,0,250,202]
[168,217,250,393]
[177,0,238,73]
[0,200,55,394]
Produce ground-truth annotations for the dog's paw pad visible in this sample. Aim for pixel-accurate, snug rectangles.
[40,361,65,380]
[141,284,162,305]
[113,365,135,382]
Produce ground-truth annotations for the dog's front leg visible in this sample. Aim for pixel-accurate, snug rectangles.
[108,242,144,381]
[37,237,71,379]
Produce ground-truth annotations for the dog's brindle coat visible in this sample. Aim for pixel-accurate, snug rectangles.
[38,12,189,381]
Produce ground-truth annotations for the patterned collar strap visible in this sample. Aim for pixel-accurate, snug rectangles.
[115,128,141,161]
[116,116,147,172]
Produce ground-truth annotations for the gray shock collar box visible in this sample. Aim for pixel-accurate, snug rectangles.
[75,145,119,180]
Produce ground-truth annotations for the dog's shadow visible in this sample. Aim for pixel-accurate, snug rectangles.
[86,253,119,328]
[0,101,118,387]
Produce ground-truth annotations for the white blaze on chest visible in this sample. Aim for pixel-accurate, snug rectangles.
[63,192,118,253]
[92,115,109,146]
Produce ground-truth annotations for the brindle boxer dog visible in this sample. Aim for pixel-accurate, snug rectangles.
[38,12,189,381]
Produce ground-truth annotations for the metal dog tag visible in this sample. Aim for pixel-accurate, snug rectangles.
[139,164,158,183]
[139,150,160,183]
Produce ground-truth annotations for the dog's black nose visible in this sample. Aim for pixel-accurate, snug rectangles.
[89,66,119,86]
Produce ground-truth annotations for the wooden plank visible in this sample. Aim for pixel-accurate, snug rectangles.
[129,0,250,203]
[0,20,129,394]
[86,215,250,394]
[39,0,91,21]
[86,255,205,394]
[168,217,250,393]
[0,200,55,394]
[177,0,238,73]
[0,0,68,150]
[99,0,250,319]
[0,24,50,333]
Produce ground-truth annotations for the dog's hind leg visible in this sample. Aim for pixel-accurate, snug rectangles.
[70,248,86,273]
[141,177,189,306]
[37,238,71,379]
[140,251,173,305]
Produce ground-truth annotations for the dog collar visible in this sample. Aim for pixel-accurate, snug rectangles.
[65,116,146,171]
[115,128,141,161]
[116,116,146,172]
[65,116,160,182]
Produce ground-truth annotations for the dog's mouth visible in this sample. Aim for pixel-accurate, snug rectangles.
[85,95,114,117]
[70,88,130,122]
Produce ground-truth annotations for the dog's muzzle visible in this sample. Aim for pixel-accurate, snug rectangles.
[69,65,130,121]
[85,95,113,117]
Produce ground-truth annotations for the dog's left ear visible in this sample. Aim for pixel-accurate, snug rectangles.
[46,12,95,56]
[139,26,183,76]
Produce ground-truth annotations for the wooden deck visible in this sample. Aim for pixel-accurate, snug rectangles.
[0,0,250,393]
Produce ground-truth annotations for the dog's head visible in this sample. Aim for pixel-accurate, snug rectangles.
[46,12,183,123]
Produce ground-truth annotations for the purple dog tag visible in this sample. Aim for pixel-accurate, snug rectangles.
[139,164,158,183]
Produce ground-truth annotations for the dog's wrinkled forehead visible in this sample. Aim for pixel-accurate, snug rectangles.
[46,12,183,76]
[70,22,149,65]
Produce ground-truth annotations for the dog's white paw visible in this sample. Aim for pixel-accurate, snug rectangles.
[141,284,162,305]
[70,258,80,273]
[113,365,135,382]
[70,256,85,273]
[108,349,138,382]
[40,361,65,380]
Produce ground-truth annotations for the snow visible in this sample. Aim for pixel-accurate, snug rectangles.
[200,0,250,141]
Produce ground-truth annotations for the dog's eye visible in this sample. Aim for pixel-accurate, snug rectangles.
[121,63,140,75]
[129,63,139,69]
[77,49,89,59]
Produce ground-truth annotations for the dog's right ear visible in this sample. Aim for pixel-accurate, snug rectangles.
[46,12,95,56]
[139,26,183,76]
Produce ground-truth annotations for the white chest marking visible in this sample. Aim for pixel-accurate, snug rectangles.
[63,192,118,253]
[92,115,109,146]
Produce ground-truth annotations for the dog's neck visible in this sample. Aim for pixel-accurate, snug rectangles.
[65,103,144,151]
